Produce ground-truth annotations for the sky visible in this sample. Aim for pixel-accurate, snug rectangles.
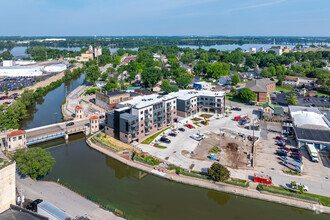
[1,0,330,36]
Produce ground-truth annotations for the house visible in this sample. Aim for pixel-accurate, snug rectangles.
[0,130,27,152]
[95,81,106,88]
[282,76,317,88]
[262,102,284,117]
[122,56,137,65]
[238,72,248,82]
[245,78,276,103]
[193,81,211,90]
[152,84,162,92]
[218,75,232,85]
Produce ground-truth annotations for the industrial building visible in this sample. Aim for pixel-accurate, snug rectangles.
[288,106,329,151]
[105,90,225,143]
[0,61,67,77]
[75,45,102,62]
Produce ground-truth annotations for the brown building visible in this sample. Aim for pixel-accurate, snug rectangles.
[245,79,276,103]
[282,76,317,88]
[95,90,135,110]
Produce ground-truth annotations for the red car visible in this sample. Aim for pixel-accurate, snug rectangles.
[186,124,194,129]
[291,152,302,157]
[4,102,11,104]
[304,98,308,101]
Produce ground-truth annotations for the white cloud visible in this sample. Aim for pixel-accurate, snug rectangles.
[227,0,287,13]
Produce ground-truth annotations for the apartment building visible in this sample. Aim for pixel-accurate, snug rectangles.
[282,76,317,88]
[105,90,226,143]
[105,94,177,143]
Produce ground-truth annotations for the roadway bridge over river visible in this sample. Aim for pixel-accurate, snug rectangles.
[25,119,91,146]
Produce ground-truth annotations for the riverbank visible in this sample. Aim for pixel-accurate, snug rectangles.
[86,133,330,215]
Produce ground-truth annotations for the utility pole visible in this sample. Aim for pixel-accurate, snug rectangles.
[252,118,255,167]
[219,128,221,150]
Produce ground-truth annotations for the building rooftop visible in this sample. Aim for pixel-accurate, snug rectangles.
[0,206,47,220]
[76,106,83,110]
[289,105,330,143]
[120,94,176,109]
[38,201,72,220]
[245,78,274,93]
[7,130,26,137]
[174,90,225,101]
[90,116,99,120]
[105,90,128,96]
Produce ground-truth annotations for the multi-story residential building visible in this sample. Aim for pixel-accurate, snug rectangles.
[105,90,226,143]
[282,76,317,88]
[105,94,177,143]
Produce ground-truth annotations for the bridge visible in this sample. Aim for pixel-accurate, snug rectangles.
[25,119,91,146]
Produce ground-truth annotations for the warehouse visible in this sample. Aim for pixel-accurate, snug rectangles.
[288,106,330,151]
[0,65,44,77]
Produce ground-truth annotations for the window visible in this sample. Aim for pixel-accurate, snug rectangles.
[140,117,143,121]
[8,138,11,142]
[140,111,143,114]
[141,124,143,127]
[141,130,144,133]
[13,137,17,141]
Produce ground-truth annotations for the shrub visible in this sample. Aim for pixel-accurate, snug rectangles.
[207,163,230,182]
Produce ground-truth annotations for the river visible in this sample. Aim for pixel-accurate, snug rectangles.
[19,67,329,220]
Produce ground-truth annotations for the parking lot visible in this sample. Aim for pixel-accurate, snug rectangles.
[255,121,330,196]
[0,73,56,92]
[272,92,330,108]
[297,96,330,108]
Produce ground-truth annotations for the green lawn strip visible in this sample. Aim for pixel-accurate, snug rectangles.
[193,122,201,127]
[141,127,171,145]
[81,99,88,103]
[224,178,249,188]
[258,184,328,204]
[225,94,245,103]
[285,170,301,176]
[133,153,161,166]
[154,145,167,149]
[208,147,220,154]
[315,91,330,97]
[276,86,294,93]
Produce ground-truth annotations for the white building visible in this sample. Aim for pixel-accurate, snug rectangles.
[44,63,67,73]
[0,65,44,77]
[2,60,13,67]
[288,106,330,151]
[249,48,257,54]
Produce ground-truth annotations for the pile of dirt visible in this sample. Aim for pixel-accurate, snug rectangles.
[226,143,238,150]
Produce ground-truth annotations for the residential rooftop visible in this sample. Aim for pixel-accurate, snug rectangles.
[245,78,274,93]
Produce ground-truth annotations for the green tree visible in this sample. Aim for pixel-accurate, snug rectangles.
[104,78,118,91]
[208,163,230,182]
[194,60,208,75]
[161,79,179,94]
[231,73,241,85]
[286,93,298,105]
[85,65,101,84]
[142,67,162,87]
[0,50,13,60]
[176,73,193,88]
[207,62,230,79]
[15,148,56,179]
[238,88,256,102]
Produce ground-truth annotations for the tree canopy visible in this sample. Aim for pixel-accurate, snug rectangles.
[142,67,162,87]
[238,88,256,102]
[208,163,230,182]
[85,65,101,84]
[231,73,241,85]
[15,147,56,179]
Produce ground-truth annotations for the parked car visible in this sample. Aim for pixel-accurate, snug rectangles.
[232,107,242,111]
[186,124,194,129]
[291,151,302,157]
[280,156,287,161]
[66,122,74,126]
[168,132,177,137]
[178,128,185,132]
[290,148,300,153]
[190,133,205,141]
[276,136,287,141]
[160,137,171,143]
[276,150,287,156]
[279,146,290,152]
[276,140,286,146]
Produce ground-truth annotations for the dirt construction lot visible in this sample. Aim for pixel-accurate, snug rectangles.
[191,131,253,169]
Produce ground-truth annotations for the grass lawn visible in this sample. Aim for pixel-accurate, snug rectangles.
[141,127,171,145]
[94,132,140,153]
[258,184,330,206]
[276,86,294,93]
[154,144,167,149]
[315,91,330,97]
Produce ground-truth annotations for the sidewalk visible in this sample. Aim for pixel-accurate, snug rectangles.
[16,175,121,220]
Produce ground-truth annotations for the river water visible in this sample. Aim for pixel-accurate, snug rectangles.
[19,67,329,219]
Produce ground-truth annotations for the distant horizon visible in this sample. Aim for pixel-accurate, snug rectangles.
[1,35,330,38]
[2,0,329,36]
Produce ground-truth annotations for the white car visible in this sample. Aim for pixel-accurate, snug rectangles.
[190,134,203,141]
[298,183,309,192]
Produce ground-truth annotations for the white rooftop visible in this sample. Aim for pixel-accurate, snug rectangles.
[289,106,330,130]
[174,90,225,101]
[120,94,176,109]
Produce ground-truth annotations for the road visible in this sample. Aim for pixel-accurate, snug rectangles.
[16,174,120,220]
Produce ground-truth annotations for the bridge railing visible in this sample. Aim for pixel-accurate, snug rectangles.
[26,131,66,143]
